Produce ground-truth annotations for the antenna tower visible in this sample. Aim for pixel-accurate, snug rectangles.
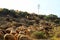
[38,4,40,14]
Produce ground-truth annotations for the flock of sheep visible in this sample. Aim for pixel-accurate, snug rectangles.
[0,21,55,40]
[0,26,33,40]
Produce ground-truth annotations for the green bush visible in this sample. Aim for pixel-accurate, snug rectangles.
[31,31,47,39]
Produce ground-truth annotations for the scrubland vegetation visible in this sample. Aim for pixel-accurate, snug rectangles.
[0,8,60,40]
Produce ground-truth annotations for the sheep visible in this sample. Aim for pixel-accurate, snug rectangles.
[5,29,11,34]
[17,34,21,40]
[4,34,16,40]
[0,29,4,40]
[10,30,18,40]
[18,34,30,40]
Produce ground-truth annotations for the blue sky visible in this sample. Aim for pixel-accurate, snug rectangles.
[0,0,60,17]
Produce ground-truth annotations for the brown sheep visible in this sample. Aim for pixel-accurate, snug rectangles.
[24,29,31,36]
[4,34,16,40]
[10,30,18,40]
[17,34,21,40]
[18,34,31,40]
[0,29,4,40]
[5,29,11,34]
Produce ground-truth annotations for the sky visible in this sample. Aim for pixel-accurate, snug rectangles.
[0,0,60,17]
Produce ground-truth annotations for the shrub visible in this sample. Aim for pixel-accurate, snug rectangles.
[31,31,47,39]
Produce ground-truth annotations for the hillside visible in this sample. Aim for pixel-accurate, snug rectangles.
[0,8,60,40]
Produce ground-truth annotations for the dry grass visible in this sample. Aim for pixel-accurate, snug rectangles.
[51,26,60,40]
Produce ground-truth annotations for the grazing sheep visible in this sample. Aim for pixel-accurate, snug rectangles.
[17,34,21,40]
[4,34,16,40]
[10,30,18,40]
[18,35,30,40]
[0,29,4,40]
[24,29,31,36]
[5,29,11,34]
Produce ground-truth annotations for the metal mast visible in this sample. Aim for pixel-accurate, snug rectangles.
[38,4,40,14]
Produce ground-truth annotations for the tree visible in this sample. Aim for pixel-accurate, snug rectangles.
[18,11,29,18]
[39,15,46,19]
[48,14,58,19]
[0,8,9,16]
[9,10,17,18]
[44,14,58,21]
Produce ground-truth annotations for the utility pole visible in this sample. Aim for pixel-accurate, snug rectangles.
[38,4,40,14]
